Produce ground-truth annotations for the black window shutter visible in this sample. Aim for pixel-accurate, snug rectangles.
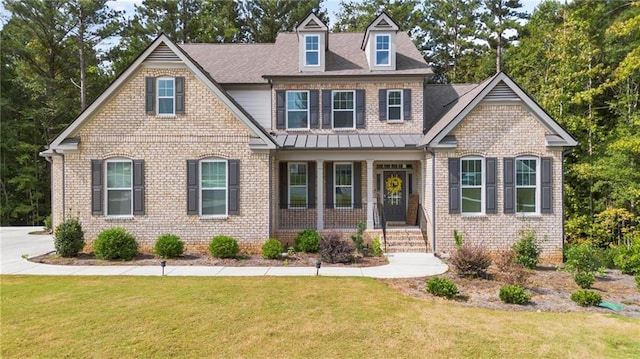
[403,89,412,120]
[448,158,460,214]
[309,90,319,128]
[187,160,199,215]
[91,160,103,215]
[504,158,515,214]
[279,162,288,209]
[353,162,362,208]
[307,161,316,208]
[228,160,240,215]
[541,157,553,214]
[145,77,155,114]
[276,90,286,129]
[322,90,332,128]
[486,158,497,214]
[175,77,185,114]
[379,89,387,121]
[356,90,365,128]
[325,161,333,209]
[133,160,145,215]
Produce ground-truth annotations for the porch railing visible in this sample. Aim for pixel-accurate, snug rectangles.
[277,203,367,230]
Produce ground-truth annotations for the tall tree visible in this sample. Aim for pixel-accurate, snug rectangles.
[241,0,327,42]
[333,0,422,34]
[421,0,482,83]
[480,0,529,73]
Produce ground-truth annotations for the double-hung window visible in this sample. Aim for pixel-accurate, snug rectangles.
[287,91,309,129]
[334,163,353,209]
[375,34,390,66]
[305,35,319,66]
[106,159,133,216]
[332,90,355,129]
[201,160,227,216]
[387,90,402,121]
[288,163,307,208]
[157,77,175,115]
[461,158,483,214]
[516,158,537,213]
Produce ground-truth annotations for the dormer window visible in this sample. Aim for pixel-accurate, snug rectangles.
[375,35,390,66]
[305,35,320,66]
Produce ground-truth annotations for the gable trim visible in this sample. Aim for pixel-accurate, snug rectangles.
[426,72,578,148]
[47,34,277,152]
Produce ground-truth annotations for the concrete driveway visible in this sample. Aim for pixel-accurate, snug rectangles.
[0,227,448,278]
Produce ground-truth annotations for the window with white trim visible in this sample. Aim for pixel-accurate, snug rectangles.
[201,159,227,216]
[461,158,483,214]
[286,91,309,129]
[516,158,538,213]
[387,89,402,121]
[332,90,355,129]
[106,159,132,216]
[289,163,307,208]
[157,77,175,115]
[375,34,390,66]
[305,35,319,66]
[334,163,353,208]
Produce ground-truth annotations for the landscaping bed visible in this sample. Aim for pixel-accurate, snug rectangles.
[382,262,640,318]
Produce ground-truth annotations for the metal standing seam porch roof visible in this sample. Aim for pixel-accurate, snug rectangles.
[274,133,424,150]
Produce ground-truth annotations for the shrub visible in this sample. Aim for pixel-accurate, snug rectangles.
[294,229,320,253]
[512,230,540,269]
[351,221,365,253]
[635,274,640,291]
[372,237,382,257]
[450,244,492,278]
[494,249,530,286]
[209,235,239,258]
[319,232,354,263]
[154,234,184,259]
[426,277,459,299]
[53,216,85,257]
[613,237,640,275]
[499,285,531,305]
[453,230,464,248]
[564,243,603,275]
[94,227,138,261]
[262,238,283,259]
[571,290,602,307]
[573,272,596,289]
[43,215,52,233]
[595,246,618,269]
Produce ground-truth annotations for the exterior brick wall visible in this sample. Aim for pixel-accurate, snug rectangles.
[55,66,271,252]
[433,104,564,262]
[271,80,423,134]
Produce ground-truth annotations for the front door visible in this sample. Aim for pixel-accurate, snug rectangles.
[383,171,406,222]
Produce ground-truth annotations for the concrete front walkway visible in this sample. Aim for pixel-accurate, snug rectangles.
[0,227,448,278]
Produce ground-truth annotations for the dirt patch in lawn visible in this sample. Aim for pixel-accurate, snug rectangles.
[381,262,640,318]
[29,251,387,268]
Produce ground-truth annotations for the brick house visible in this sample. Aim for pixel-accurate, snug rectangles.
[41,13,576,260]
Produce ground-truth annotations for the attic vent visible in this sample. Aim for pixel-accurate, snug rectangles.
[376,19,392,27]
[305,19,321,28]
[146,44,180,62]
[485,82,519,101]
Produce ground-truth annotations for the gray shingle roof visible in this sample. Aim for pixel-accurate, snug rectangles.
[180,32,431,84]
[275,133,423,149]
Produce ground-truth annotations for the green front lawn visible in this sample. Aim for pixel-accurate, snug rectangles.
[1,276,638,358]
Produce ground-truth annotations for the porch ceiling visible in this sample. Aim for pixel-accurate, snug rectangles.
[275,133,424,150]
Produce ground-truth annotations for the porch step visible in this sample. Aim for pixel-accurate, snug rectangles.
[369,228,429,253]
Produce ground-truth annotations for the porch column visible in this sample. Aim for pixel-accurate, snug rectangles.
[316,159,324,230]
[366,159,374,230]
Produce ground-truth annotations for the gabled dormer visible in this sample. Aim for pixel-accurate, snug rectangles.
[296,13,328,72]
[361,13,399,71]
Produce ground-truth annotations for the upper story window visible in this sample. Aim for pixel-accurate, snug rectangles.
[157,78,175,115]
[375,34,390,66]
[332,90,355,129]
[287,91,309,129]
[289,163,308,208]
[334,163,353,209]
[461,158,483,214]
[201,159,228,216]
[305,35,319,66]
[387,90,402,121]
[106,159,133,216]
[516,158,538,213]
